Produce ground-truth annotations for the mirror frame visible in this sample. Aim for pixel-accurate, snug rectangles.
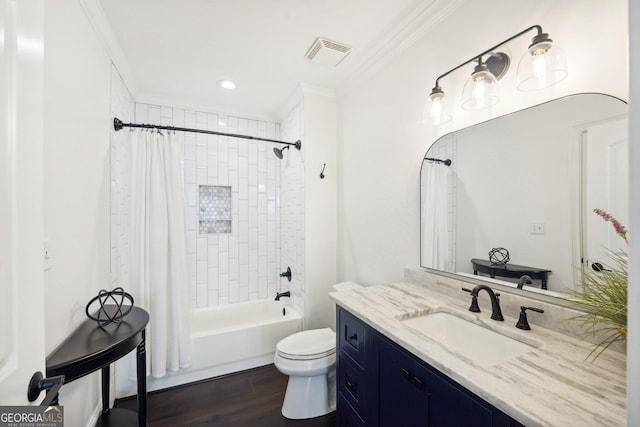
[419,93,628,306]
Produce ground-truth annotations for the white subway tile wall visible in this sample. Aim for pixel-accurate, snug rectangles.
[113,101,292,309]
[278,101,305,319]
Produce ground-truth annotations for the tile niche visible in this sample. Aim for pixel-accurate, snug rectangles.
[199,185,232,234]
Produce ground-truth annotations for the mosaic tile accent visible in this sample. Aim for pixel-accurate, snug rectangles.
[199,185,232,234]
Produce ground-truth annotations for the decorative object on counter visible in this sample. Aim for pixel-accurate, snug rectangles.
[569,209,628,359]
[85,287,134,327]
[515,306,545,330]
[489,247,510,265]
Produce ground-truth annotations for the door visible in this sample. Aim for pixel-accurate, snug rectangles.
[581,116,629,274]
[376,336,429,427]
[0,0,46,405]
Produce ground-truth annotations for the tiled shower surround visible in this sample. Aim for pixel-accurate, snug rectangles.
[127,104,283,308]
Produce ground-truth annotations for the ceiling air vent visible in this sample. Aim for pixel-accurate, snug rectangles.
[305,37,352,66]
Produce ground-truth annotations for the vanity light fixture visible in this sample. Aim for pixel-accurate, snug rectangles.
[423,25,567,124]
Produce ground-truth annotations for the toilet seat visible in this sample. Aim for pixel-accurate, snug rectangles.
[276,328,336,360]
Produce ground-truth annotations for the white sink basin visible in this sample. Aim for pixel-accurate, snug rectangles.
[401,310,539,367]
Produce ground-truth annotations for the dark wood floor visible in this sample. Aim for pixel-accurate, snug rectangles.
[115,364,336,427]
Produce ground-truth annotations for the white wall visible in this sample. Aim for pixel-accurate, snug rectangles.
[43,0,114,424]
[302,87,338,329]
[278,84,338,330]
[338,0,628,286]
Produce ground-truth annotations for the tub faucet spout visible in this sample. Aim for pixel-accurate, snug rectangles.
[275,291,290,301]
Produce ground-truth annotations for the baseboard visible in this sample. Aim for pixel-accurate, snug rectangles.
[86,403,101,427]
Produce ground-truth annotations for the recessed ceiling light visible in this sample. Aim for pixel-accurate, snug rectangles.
[217,80,236,90]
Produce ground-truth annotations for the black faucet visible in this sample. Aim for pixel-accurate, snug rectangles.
[462,285,504,321]
[517,275,533,289]
[274,291,291,301]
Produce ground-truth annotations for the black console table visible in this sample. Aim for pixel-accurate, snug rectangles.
[46,306,149,427]
[470,258,552,290]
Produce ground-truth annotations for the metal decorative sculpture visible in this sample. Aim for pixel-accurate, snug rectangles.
[85,287,134,327]
[488,247,510,265]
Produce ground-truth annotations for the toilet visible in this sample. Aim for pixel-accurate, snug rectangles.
[274,281,362,419]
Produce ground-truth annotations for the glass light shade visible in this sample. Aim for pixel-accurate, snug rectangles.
[461,67,499,110]
[517,41,567,91]
[423,91,452,125]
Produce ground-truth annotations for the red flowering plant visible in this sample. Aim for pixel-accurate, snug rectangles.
[570,208,628,359]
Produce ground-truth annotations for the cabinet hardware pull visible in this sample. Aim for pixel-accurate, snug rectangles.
[402,368,411,380]
[348,333,358,344]
[413,377,423,389]
[346,380,355,390]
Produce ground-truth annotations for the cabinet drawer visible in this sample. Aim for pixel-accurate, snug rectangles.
[337,353,367,419]
[338,308,368,367]
[337,394,365,427]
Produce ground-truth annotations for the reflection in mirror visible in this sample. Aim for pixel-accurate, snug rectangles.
[420,94,627,297]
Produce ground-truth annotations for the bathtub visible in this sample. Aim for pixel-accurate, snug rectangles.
[117,299,302,394]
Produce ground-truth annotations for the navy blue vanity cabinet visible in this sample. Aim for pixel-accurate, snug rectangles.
[336,306,526,427]
[337,307,370,425]
[375,333,429,426]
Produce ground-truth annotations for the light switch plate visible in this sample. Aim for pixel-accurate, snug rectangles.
[530,222,546,235]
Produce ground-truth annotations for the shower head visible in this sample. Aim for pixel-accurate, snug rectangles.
[273,145,290,159]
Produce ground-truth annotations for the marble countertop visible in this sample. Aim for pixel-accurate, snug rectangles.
[329,282,626,427]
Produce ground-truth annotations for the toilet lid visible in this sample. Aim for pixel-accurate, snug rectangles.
[277,328,336,359]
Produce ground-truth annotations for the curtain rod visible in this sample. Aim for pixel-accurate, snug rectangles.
[113,118,302,149]
[425,157,452,166]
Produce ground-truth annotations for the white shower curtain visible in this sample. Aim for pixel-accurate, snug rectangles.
[130,129,191,378]
[422,162,451,271]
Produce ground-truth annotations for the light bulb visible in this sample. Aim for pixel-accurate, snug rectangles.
[423,87,451,125]
[461,62,499,110]
[517,33,567,91]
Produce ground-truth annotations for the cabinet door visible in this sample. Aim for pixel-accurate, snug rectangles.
[337,395,365,427]
[338,307,369,368]
[426,368,492,427]
[376,336,429,427]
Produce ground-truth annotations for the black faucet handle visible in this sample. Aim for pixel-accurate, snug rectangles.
[516,306,545,330]
[462,288,481,313]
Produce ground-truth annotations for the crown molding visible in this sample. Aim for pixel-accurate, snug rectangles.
[336,0,466,97]
[78,0,138,99]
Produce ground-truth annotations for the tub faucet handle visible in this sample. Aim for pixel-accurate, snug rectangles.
[280,266,292,282]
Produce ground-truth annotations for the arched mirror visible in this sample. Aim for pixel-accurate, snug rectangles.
[420,93,627,298]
